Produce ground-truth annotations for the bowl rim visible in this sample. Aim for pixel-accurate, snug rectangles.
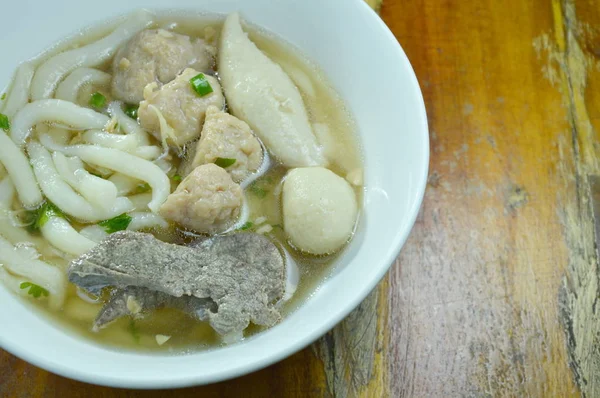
[0,0,429,388]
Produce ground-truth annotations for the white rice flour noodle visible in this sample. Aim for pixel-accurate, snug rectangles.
[0,10,177,311]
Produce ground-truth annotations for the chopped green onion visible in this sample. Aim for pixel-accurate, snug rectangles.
[89,92,106,109]
[1,93,6,100]
[239,221,254,231]
[124,104,139,119]
[214,157,236,168]
[172,174,182,182]
[0,113,9,131]
[20,282,49,298]
[98,213,132,234]
[190,73,213,97]
[27,202,67,232]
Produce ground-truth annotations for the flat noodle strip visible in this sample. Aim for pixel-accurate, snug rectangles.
[52,152,118,211]
[107,101,150,145]
[0,236,66,310]
[0,267,32,301]
[0,176,15,207]
[0,131,43,208]
[39,136,169,213]
[127,193,153,211]
[40,216,96,256]
[82,130,139,151]
[46,126,71,145]
[30,10,154,100]
[28,142,133,222]
[11,99,110,146]
[79,225,108,243]
[0,212,56,259]
[108,173,141,196]
[55,68,111,102]
[127,212,169,230]
[1,63,35,118]
[0,192,58,259]
[132,146,162,160]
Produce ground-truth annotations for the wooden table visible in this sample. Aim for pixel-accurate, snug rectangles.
[3,0,600,396]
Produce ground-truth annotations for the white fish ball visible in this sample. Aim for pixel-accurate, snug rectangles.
[282,167,358,255]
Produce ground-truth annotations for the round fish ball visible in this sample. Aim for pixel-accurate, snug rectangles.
[282,167,358,255]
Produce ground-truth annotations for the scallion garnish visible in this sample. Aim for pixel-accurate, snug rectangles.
[214,157,236,168]
[124,104,139,119]
[239,221,254,231]
[172,174,182,182]
[190,73,213,97]
[89,92,106,109]
[0,113,9,131]
[1,93,6,100]
[98,213,132,234]
[20,282,49,298]
[27,202,67,232]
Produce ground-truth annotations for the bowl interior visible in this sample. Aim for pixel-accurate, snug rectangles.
[0,0,429,388]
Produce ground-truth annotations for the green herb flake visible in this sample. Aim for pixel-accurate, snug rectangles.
[89,92,107,109]
[239,221,254,231]
[214,157,236,168]
[0,113,9,131]
[27,202,67,232]
[98,213,132,234]
[172,174,182,182]
[123,104,139,119]
[190,73,213,97]
[1,93,6,100]
[20,282,49,298]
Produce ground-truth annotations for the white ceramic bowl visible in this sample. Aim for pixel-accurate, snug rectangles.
[0,0,428,388]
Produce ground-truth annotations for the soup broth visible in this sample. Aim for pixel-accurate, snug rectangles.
[0,11,363,353]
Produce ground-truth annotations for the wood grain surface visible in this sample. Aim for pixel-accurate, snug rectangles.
[2,0,599,396]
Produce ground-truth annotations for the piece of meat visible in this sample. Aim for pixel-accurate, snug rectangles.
[111,29,215,103]
[68,231,285,336]
[185,106,263,183]
[93,286,216,331]
[159,163,242,234]
[138,68,225,147]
